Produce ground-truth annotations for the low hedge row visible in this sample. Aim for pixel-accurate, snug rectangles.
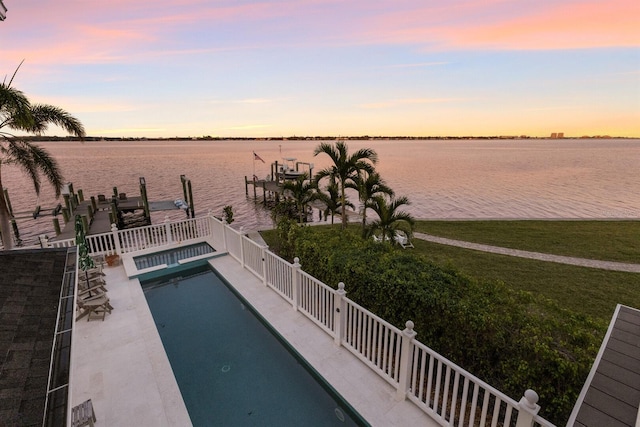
[280,225,604,424]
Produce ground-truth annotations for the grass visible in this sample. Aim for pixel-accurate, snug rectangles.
[413,220,640,263]
[412,238,640,323]
[263,220,640,323]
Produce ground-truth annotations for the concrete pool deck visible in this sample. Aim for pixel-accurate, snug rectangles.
[71,255,436,426]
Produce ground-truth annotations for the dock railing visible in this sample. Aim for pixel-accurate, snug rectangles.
[45,213,555,427]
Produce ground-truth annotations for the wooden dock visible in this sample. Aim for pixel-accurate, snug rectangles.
[245,177,284,203]
[50,176,195,241]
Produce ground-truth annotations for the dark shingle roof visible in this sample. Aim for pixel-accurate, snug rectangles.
[568,304,640,427]
[0,248,69,427]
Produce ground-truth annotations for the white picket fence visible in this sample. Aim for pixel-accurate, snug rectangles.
[45,214,555,427]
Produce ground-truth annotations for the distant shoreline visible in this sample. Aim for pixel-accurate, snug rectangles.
[19,135,637,142]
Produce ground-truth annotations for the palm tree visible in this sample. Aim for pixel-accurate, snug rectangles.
[366,195,415,245]
[347,170,394,230]
[315,177,354,225]
[0,72,85,249]
[281,173,318,223]
[313,141,377,229]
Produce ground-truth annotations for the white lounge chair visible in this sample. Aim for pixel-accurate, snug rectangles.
[394,231,414,248]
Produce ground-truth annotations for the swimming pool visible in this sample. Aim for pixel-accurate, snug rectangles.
[133,241,216,270]
[141,265,366,426]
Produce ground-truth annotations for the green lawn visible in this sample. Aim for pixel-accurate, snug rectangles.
[263,221,640,323]
[413,220,640,263]
[412,238,640,323]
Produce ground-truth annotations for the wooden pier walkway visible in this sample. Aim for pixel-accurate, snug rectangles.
[50,176,196,241]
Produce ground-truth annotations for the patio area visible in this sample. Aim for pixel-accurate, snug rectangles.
[70,254,434,426]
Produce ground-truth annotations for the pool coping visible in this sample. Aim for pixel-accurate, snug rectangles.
[121,237,223,278]
[71,250,437,426]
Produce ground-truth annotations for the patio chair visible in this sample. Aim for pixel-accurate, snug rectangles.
[394,231,414,249]
[78,279,107,297]
[71,398,96,427]
[91,254,107,269]
[78,274,106,289]
[76,293,113,321]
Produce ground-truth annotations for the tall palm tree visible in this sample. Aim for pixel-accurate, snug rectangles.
[366,195,415,245]
[313,141,377,229]
[315,177,354,225]
[281,173,318,223]
[0,75,85,249]
[347,170,394,230]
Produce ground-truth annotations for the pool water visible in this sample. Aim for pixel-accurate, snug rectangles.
[134,242,215,270]
[141,265,366,426]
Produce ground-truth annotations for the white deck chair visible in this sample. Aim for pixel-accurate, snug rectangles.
[394,231,414,248]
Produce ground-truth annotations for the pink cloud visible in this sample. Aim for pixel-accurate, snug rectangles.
[356,0,639,50]
[2,0,637,71]
[448,0,640,50]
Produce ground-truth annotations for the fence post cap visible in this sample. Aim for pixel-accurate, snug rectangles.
[405,320,414,330]
[519,389,540,414]
[403,320,417,338]
[110,223,118,232]
[293,257,300,267]
[338,282,345,291]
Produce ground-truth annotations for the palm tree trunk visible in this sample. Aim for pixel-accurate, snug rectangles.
[0,164,14,250]
[340,181,347,229]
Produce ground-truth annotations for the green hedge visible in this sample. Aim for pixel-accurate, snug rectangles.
[283,226,603,424]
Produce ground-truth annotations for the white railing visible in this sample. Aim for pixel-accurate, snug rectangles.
[264,251,294,302]
[407,340,550,427]
[342,298,403,387]
[86,232,117,255]
[224,226,243,262]
[45,216,214,256]
[242,236,264,278]
[48,213,554,427]
[297,270,335,334]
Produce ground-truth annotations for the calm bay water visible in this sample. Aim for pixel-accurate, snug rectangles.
[4,139,639,246]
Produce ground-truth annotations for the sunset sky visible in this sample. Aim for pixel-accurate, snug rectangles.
[1,0,639,138]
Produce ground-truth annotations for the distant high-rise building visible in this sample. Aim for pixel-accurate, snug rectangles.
[550,133,558,139]
[0,1,6,21]
[557,132,564,138]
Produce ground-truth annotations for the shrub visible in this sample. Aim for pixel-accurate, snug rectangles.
[285,226,603,424]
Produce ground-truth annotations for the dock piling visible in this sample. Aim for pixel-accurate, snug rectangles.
[187,179,195,218]
[53,218,61,235]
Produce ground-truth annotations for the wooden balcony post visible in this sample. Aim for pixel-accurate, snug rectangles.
[333,282,346,346]
[396,320,417,401]
[515,389,540,427]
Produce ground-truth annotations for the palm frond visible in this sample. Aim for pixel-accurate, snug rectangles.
[26,143,64,196]
[30,104,86,138]
[4,139,41,194]
[0,84,33,131]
